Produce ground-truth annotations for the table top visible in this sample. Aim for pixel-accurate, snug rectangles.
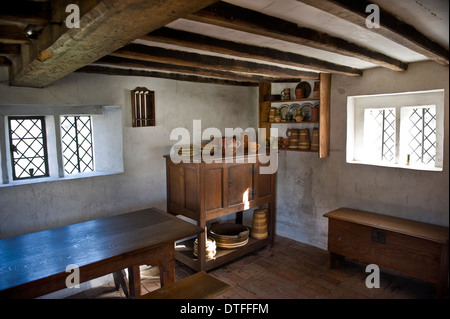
[0,208,202,293]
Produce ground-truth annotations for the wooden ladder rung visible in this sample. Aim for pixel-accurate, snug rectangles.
[138,271,230,299]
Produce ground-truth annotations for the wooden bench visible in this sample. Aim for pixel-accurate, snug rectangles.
[138,271,231,299]
[324,207,449,298]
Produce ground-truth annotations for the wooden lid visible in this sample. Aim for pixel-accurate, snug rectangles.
[324,207,449,244]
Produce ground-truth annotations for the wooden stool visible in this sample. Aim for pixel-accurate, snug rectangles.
[138,272,230,299]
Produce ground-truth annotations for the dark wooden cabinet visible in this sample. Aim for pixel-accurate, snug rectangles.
[165,154,276,271]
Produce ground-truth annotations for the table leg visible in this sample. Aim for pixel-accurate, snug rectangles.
[159,245,175,287]
[128,265,141,298]
[113,270,129,298]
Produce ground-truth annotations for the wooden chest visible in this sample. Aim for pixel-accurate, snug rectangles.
[324,208,449,298]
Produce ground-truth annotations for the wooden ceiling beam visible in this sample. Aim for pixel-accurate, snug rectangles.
[9,0,220,88]
[0,57,12,66]
[0,0,51,25]
[0,25,30,44]
[141,27,362,76]
[0,44,21,57]
[76,65,258,86]
[188,2,408,71]
[92,55,306,83]
[111,44,319,79]
[296,0,449,66]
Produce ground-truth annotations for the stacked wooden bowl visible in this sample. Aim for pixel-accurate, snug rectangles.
[251,209,268,239]
[298,129,311,150]
[286,129,299,149]
[209,223,249,249]
[310,128,319,151]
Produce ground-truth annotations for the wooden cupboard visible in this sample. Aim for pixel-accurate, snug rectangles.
[165,154,276,271]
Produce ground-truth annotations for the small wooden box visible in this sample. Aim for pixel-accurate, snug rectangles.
[324,208,449,298]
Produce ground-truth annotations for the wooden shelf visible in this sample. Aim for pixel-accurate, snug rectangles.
[264,97,319,103]
[269,121,319,124]
[279,148,318,153]
[175,234,272,272]
[258,74,331,158]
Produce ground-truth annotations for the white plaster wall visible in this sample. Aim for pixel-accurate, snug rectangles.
[1,60,448,251]
[276,61,449,249]
[0,72,258,239]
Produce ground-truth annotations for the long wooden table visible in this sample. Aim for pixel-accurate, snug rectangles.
[0,208,202,299]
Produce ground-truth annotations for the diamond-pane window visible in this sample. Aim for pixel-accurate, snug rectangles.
[348,90,443,171]
[404,106,436,165]
[8,117,49,180]
[363,108,396,163]
[61,116,94,175]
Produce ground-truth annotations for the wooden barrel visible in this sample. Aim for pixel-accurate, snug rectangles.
[310,128,319,151]
[310,106,319,122]
[298,128,311,150]
[287,129,299,149]
[269,107,276,122]
[251,209,268,239]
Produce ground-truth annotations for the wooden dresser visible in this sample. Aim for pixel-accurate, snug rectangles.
[164,153,276,272]
[324,207,449,298]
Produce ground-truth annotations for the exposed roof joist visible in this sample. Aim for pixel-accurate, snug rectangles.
[111,44,319,80]
[186,2,408,71]
[140,27,362,77]
[77,65,259,86]
[296,0,449,66]
[91,55,306,83]
[1,0,448,87]
[8,0,221,88]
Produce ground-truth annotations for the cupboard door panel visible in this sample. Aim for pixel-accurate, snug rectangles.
[205,168,223,211]
[169,165,184,207]
[257,166,272,198]
[227,164,253,206]
[185,168,198,211]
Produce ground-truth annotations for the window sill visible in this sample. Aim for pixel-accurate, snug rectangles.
[0,171,123,188]
[346,160,442,172]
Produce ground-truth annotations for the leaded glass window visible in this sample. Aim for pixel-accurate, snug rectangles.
[61,116,94,175]
[8,116,49,180]
[403,106,436,165]
[363,108,396,163]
